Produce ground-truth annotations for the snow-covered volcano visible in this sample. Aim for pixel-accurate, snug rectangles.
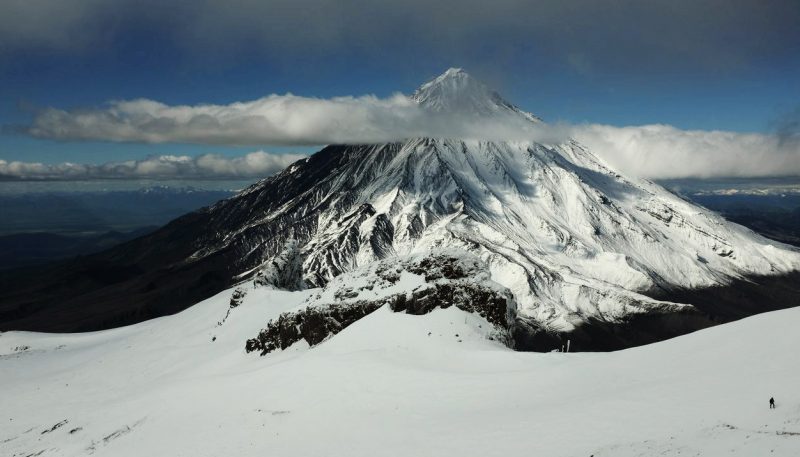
[2,69,799,349]
[205,69,799,350]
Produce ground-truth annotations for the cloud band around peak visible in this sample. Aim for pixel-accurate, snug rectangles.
[15,94,800,180]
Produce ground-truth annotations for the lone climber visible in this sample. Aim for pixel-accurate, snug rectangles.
[769,397,776,409]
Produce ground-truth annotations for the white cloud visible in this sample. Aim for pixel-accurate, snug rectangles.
[572,124,800,179]
[20,94,800,180]
[26,94,566,146]
[0,151,306,180]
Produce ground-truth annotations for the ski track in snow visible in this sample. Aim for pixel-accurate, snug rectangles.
[2,284,799,457]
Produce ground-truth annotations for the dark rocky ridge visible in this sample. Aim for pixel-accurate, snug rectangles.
[245,301,384,355]
[246,254,514,355]
[245,281,513,356]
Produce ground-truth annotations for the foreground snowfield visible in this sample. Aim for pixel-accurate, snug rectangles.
[2,285,799,456]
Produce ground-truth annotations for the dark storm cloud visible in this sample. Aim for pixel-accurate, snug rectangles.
[1,0,798,75]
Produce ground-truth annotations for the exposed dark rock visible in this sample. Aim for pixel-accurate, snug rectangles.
[407,256,469,281]
[229,288,246,308]
[246,256,515,356]
[41,420,68,434]
[245,301,383,355]
[217,287,247,327]
[389,282,510,329]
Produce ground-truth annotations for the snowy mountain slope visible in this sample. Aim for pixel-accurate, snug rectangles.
[2,68,799,347]
[184,69,800,348]
[411,67,542,122]
[2,284,800,457]
[245,249,703,354]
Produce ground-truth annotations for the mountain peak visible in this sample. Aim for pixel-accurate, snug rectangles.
[412,68,495,111]
[440,67,466,77]
[412,68,540,122]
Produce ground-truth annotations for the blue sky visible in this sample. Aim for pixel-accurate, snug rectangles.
[0,0,798,176]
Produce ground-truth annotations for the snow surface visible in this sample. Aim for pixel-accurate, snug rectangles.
[3,284,799,456]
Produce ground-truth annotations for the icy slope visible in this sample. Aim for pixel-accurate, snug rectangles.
[2,285,800,457]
